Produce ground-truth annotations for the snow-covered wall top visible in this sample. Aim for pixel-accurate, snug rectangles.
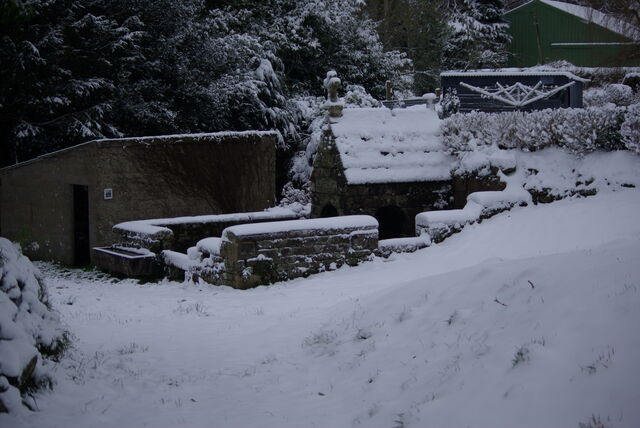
[0,131,279,172]
[441,69,589,82]
[95,131,280,145]
[330,108,454,184]
[114,207,300,236]
[223,215,378,239]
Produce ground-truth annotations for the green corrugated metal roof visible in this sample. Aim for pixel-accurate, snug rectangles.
[505,0,640,67]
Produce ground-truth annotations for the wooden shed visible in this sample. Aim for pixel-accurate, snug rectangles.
[441,69,586,113]
[505,0,640,67]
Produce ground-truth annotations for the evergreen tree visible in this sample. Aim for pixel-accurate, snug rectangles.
[215,0,409,98]
[364,0,449,94]
[0,0,142,165]
[442,0,511,70]
[0,0,406,167]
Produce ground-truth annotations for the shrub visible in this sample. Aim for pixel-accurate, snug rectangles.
[439,89,460,119]
[584,84,637,107]
[442,105,628,155]
[0,239,68,413]
[622,103,640,154]
[343,85,380,108]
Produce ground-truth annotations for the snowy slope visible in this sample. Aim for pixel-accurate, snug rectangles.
[2,189,640,427]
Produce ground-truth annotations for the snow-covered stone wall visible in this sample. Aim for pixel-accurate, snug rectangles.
[0,239,66,413]
[1,131,279,265]
[193,216,378,289]
[113,208,302,253]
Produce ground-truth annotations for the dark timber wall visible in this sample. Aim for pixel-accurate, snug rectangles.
[441,73,583,113]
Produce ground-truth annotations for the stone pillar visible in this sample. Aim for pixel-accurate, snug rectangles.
[385,80,393,101]
[323,70,344,118]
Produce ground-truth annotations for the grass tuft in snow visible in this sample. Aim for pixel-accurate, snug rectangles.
[511,346,530,368]
[117,343,149,355]
[173,301,211,317]
[581,346,614,375]
[578,414,611,428]
[302,330,338,356]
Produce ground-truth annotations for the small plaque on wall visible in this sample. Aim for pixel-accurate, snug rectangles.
[103,188,113,200]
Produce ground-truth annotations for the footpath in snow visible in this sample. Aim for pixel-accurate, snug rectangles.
[2,189,640,428]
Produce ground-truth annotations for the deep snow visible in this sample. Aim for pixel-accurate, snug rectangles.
[2,189,640,428]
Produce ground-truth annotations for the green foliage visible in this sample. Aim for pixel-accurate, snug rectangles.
[443,0,511,70]
[364,0,448,94]
[442,105,631,154]
[0,0,407,167]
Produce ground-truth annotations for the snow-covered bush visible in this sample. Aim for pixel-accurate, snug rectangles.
[278,182,311,216]
[623,72,640,93]
[343,85,380,108]
[439,89,460,119]
[442,106,628,155]
[0,239,67,413]
[288,96,327,187]
[584,84,637,107]
[622,103,640,154]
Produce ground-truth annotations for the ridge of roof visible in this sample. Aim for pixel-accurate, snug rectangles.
[512,0,640,41]
[440,68,589,82]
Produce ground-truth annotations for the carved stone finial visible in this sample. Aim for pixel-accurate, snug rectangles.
[323,70,344,117]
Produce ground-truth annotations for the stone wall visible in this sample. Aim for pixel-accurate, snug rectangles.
[114,210,301,253]
[0,132,278,264]
[202,216,378,289]
[452,171,508,209]
[311,134,453,238]
[0,144,97,265]
[94,132,278,249]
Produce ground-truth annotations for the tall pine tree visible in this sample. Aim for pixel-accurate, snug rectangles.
[442,0,511,70]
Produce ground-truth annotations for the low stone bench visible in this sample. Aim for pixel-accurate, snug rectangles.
[193,215,379,289]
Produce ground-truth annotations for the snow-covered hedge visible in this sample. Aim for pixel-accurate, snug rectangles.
[584,84,638,107]
[0,238,67,413]
[622,103,640,154]
[442,105,638,155]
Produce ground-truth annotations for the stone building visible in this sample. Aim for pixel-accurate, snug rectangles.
[311,108,456,239]
[0,132,277,265]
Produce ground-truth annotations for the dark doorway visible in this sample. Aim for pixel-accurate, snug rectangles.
[375,205,405,239]
[73,185,90,266]
[320,203,338,218]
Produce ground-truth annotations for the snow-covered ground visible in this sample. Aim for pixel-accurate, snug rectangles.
[3,188,640,428]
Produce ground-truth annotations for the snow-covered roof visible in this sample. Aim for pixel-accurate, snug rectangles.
[513,0,640,41]
[329,107,454,185]
[441,68,589,82]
